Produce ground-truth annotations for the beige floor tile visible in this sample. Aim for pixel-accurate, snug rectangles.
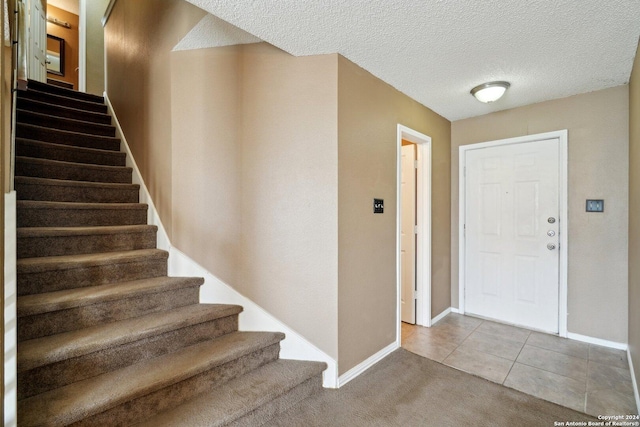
[587,360,634,393]
[475,321,531,344]
[526,331,589,360]
[586,388,638,417]
[402,330,457,362]
[435,313,483,330]
[503,363,586,413]
[458,331,525,361]
[589,345,629,370]
[401,322,417,342]
[516,345,587,382]
[442,347,514,384]
[417,322,475,344]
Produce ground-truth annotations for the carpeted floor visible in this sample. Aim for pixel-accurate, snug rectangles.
[266,349,597,426]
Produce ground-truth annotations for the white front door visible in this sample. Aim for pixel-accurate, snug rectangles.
[401,144,417,324]
[28,0,47,82]
[464,138,560,333]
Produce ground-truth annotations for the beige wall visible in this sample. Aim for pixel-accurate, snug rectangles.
[104,0,205,239]
[629,41,640,395]
[452,86,629,343]
[85,0,109,95]
[46,5,78,89]
[337,56,451,373]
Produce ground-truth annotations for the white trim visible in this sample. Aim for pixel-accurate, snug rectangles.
[337,342,397,388]
[566,332,627,351]
[102,0,117,27]
[396,124,432,345]
[105,93,339,389]
[4,191,17,427]
[458,130,569,337]
[431,307,451,325]
[628,349,640,415]
[78,0,87,92]
[450,307,460,314]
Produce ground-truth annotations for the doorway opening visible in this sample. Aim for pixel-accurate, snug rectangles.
[458,130,568,337]
[396,125,431,344]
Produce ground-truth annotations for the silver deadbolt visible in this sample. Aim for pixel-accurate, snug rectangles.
[547,243,556,250]
[548,217,556,224]
[547,230,556,237]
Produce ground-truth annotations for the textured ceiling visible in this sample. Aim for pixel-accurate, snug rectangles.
[174,14,260,51]
[185,0,640,121]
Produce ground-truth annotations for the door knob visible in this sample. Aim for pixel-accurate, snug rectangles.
[547,243,556,250]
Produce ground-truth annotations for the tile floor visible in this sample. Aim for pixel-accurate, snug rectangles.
[402,313,638,416]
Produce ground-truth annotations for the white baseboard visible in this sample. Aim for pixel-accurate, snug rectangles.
[629,349,640,415]
[450,307,460,314]
[431,308,451,325]
[105,93,339,389]
[338,342,398,388]
[4,191,17,427]
[566,332,627,351]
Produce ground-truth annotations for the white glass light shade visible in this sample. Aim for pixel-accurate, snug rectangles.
[470,81,510,103]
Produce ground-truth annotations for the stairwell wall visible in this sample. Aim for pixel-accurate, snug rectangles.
[104,0,206,240]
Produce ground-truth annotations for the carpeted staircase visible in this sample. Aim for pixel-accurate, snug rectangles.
[14,80,326,426]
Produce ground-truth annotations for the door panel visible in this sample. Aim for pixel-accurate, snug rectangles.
[401,144,416,324]
[465,138,559,333]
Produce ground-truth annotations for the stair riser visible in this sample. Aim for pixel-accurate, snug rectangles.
[18,229,157,258]
[70,344,280,427]
[16,124,120,151]
[18,286,201,341]
[18,258,166,296]
[18,315,240,399]
[17,98,112,125]
[16,140,126,167]
[15,182,140,204]
[17,206,147,228]
[27,81,105,104]
[19,91,108,114]
[17,110,116,137]
[229,376,323,427]
[15,160,132,184]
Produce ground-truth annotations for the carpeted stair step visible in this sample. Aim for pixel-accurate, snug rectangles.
[16,138,126,166]
[16,123,120,151]
[27,79,105,104]
[137,359,327,427]
[17,304,244,399]
[17,109,116,137]
[17,276,204,341]
[17,224,157,258]
[17,249,167,295]
[17,200,147,227]
[15,176,140,203]
[18,89,108,114]
[15,156,132,183]
[17,331,283,427]
[16,97,112,125]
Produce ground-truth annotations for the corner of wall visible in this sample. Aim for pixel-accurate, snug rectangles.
[4,190,16,427]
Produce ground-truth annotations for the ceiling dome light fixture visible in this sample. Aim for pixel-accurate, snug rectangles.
[470,81,511,103]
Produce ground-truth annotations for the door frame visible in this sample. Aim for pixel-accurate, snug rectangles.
[458,130,569,337]
[396,125,431,339]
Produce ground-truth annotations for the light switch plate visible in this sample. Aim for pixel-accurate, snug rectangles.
[586,199,604,212]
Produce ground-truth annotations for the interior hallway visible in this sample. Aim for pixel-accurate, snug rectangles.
[402,314,637,417]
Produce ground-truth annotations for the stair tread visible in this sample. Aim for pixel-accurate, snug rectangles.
[16,123,120,144]
[17,97,111,121]
[18,303,244,372]
[15,155,131,172]
[18,276,203,317]
[18,200,147,209]
[138,359,326,427]
[15,175,140,190]
[17,138,125,159]
[17,108,115,131]
[17,224,156,238]
[26,80,105,104]
[17,331,283,427]
[18,89,108,113]
[17,248,167,273]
